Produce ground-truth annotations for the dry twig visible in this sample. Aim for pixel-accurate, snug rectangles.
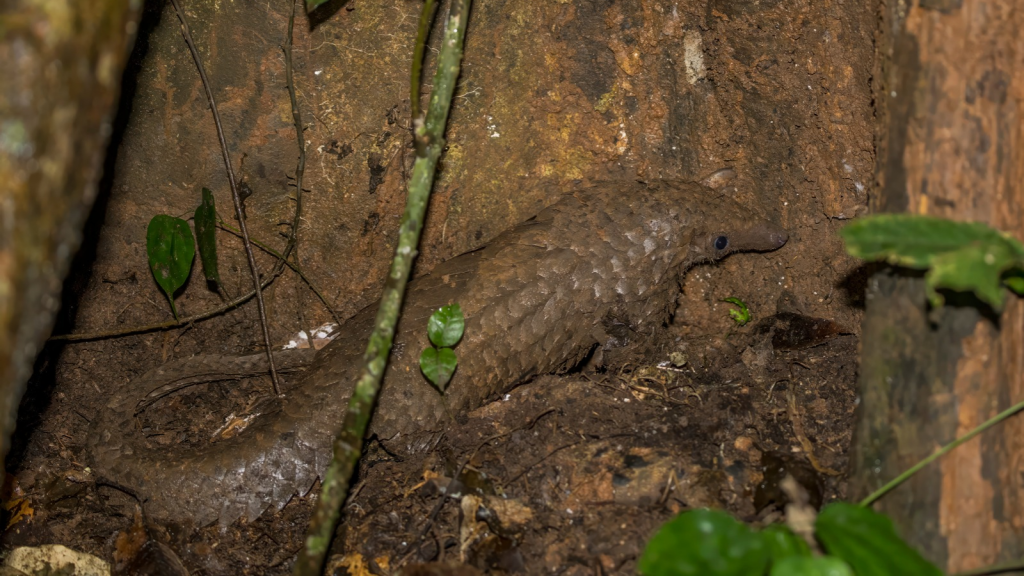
[168,0,281,393]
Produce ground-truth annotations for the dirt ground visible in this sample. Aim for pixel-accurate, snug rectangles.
[3,0,874,573]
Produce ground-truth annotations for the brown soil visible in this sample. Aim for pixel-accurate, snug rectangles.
[3,0,875,573]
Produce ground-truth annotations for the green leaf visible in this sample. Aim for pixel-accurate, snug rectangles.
[194,188,221,291]
[770,556,853,576]
[762,524,811,564]
[427,303,465,348]
[925,240,1016,309]
[1003,271,1024,295]
[305,0,330,12]
[420,347,458,392]
[147,214,195,320]
[722,297,751,326]
[816,502,941,576]
[840,214,1024,311]
[638,509,768,576]
[840,214,1024,267]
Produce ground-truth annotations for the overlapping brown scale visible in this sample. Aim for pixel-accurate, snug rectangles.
[87,179,787,526]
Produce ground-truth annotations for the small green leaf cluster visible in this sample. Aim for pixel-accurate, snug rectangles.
[639,504,940,576]
[722,297,751,326]
[146,188,222,318]
[419,303,464,392]
[840,214,1024,310]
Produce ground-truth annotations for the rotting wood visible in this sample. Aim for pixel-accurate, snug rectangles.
[851,0,1024,570]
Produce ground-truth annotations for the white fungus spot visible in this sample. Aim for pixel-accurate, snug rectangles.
[682,31,706,84]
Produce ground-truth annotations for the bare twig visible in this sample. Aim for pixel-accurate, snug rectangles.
[786,390,841,476]
[292,0,473,573]
[282,0,311,343]
[283,2,306,242]
[168,0,281,394]
[48,271,284,342]
[505,440,582,485]
[217,220,341,326]
[50,3,310,346]
[47,219,313,344]
[410,0,438,123]
[394,408,556,570]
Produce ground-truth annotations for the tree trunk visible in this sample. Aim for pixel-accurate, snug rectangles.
[0,0,140,476]
[851,0,1024,570]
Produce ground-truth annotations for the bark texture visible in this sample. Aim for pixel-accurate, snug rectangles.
[851,0,1024,570]
[0,0,140,476]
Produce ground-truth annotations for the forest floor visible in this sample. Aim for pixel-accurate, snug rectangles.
[3,276,861,575]
[1,0,873,573]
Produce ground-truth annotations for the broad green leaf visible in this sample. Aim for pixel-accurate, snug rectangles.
[427,303,465,348]
[761,524,811,564]
[841,214,1024,310]
[816,502,941,576]
[840,214,1024,267]
[925,241,1017,309]
[194,188,221,291]
[639,509,768,576]
[722,297,751,326]
[770,556,853,576]
[147,215,195,320]
[1003,271,1024,295]
[420,347,458,392]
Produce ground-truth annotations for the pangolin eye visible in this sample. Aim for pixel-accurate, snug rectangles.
[714,235,729,250]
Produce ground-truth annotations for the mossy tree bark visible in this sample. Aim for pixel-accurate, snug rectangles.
[0,0,140,475]
[851,0,1024,571]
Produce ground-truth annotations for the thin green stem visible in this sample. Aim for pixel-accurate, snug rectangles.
[410,0,438,123]
[292,0,471,573]
[859,398,1024,507]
